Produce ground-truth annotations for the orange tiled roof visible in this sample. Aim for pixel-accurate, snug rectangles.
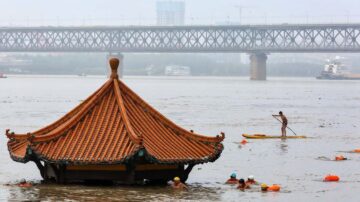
[6,58,224,165]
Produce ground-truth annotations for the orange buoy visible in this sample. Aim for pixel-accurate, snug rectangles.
[240,139,248,144]
[353,149,360,153]
[324,175,340,182]
[268,184,281,192]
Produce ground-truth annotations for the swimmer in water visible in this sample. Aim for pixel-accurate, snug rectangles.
[237,178,250,191]
[171,177,188,190]
[261,183,269,192]
[18,179,32,188]
[245,175,258,185]
[225,173,238,184]
[335,155,347,161]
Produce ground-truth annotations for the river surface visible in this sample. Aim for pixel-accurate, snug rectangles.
[0,75,359,201]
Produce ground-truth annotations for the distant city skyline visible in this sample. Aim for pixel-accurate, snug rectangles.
[0,0,359,26]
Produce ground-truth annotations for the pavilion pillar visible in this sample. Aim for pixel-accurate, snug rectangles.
[33,159,45,179]
[58,165,66,184]
[249,52,267,80]
[182,164,194,182]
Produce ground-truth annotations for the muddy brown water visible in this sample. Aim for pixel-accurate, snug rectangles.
[0,75,359,201]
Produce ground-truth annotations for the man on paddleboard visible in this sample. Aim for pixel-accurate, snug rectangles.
[273,111,288,137]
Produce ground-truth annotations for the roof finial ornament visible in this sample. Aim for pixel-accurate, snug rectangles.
[109,57,120,79]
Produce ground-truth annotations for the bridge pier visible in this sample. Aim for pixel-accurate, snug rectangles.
[249,53,267,80]
[107,53,124,78]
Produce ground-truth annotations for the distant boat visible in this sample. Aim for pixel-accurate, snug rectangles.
[316,58,360,80]
[0,73,7,78]
[164,65,191,76]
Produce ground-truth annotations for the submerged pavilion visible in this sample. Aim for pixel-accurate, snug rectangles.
[6,58,224,184]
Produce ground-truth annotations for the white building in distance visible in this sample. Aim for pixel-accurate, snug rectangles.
[156,1,185,26]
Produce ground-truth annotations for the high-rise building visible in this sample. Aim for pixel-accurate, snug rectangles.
[156,1,185,26]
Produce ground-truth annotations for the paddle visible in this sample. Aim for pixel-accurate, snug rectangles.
[272,115,298,136]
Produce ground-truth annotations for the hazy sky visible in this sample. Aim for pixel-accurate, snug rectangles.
[0,0,359,26]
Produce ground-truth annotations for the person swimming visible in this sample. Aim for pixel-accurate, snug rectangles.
[261,183,269,192]
[246,175,258,185]
[237,178,250,190]
[18,179,32,188]
[335,155,347,161]
[171,177,188,190]
[225,173,238,184]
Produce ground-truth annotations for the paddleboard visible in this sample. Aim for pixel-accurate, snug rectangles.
[242,134,307,139]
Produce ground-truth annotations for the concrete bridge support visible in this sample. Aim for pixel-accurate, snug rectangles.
[250,53,267,80]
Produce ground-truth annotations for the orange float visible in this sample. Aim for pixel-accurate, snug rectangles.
[324,175,340,182]
[353,149,360,153]
[268,184,281,192]
[240,139,248,144]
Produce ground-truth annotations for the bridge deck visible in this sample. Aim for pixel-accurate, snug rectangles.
[0,24,359,52]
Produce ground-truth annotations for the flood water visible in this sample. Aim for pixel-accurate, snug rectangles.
[0,75,359,201]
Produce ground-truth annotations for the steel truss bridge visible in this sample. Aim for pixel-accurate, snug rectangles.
[0,24,360,53]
